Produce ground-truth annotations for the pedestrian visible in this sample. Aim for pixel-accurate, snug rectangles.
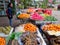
[6,3,13,26]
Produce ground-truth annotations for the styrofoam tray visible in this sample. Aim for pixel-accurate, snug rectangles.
[37,29,46,45]
[47,31,60,36]
[0,27,14,37]
[42,25,60,36]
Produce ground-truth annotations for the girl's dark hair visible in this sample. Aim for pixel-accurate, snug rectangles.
[7,3,12,8]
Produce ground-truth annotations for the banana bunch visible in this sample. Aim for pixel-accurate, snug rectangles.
[0,26,11,34]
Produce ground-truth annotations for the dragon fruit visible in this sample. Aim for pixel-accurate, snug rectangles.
[31,12,44,20]
[44,9,52,15]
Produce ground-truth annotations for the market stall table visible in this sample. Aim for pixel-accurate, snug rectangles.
[35,21,58,24]
[42,31,60,45]
[41,24,60,45]
[7,23,47,45]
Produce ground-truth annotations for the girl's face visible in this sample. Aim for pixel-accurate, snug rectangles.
[10,3,13,7]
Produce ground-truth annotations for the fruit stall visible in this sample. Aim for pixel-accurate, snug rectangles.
[0,7,60,45]
[0,22,47,45]
[42,23,60,45]
[5,23,46,45]
[15,7,60,45]
[0,0,60,45]
[17,8,57,22]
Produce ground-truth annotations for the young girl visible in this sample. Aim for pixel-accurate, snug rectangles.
[6,3,13,26]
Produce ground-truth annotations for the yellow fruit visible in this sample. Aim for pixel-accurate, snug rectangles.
[18,13,30,19]
[42,24,60,31]
[24,23,37,32]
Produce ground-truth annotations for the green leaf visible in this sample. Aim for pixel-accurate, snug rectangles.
[6,32,23,43]
[6,33,15,42]
[15,32,23,40]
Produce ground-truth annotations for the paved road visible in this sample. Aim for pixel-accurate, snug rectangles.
[0,15,20,27]
[52,11,60,24]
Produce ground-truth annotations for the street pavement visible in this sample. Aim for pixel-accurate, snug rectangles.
[0,15,20,27]
[52,11,60,24]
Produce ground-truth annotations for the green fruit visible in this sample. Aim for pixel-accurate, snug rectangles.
[2,27,7,31]
[5,26,11,31]
[2,27,9,34]
[45,16,57,21]
[8,26,11,29]
[3,30,9,34]
[4,31,9,34]
[0,27,3,32]
[41,14,46,18]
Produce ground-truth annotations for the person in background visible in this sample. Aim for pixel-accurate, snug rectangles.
[6,3,13,26]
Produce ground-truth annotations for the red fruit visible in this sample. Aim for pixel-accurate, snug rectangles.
[31,12,44,20]
[44,9,52,15]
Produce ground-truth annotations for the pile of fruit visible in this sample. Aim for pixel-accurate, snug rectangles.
[24,23,37,32]
[44,9,52,15]
[18,13,30,19]
[29,8,57,21]
[17,8,57,21]
[0,26,11,34]
[31,12,44,20]
[27,7,35,13]
[44,15,57,21]
[0,37,6,45]
[42,24,60,31]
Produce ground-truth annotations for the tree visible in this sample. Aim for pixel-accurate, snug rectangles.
[41,0,48,8]
[19,0,32,9]
[52,0,56,4]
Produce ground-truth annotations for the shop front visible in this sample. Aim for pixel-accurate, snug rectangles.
[0,0,10,16]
